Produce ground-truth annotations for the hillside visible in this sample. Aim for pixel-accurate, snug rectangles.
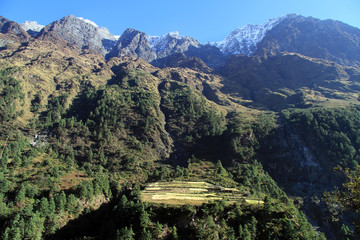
[0,14,360,239]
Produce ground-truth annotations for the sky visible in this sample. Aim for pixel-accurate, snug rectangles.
[1,0,360,43]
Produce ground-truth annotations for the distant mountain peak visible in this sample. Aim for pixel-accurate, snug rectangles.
[107,28,156,62]
[215,15,289,55]
[20,21,44,32]
[148,31,200,59]
[20,20,45,37]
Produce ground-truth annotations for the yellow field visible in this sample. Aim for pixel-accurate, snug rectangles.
[142,181,263,206]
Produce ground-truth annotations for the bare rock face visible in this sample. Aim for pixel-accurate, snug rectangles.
[107,28,156,62]
[149,31,200,59]
[0,16,30,47]
[255,14,360,68]
[39,15,107,55]
[20,21,45,37]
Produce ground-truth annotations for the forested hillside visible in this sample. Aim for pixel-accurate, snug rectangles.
[0,14,360,239]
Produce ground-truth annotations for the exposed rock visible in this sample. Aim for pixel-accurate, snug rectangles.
[38,15,107,55]
[255,14,360,68]
[0,16,30,47]
[20,20,45,37]
[214,15,286,55]
[107,28,157,62]
[149,31,200,58]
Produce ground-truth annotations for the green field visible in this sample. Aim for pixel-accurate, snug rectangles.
[142,181,263,205]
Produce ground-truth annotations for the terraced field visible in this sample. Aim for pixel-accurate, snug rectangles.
[142,181,264,205]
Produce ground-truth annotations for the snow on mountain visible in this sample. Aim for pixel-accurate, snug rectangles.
[76,17,98,27]
[76,17,119,41]
[20,21,45,37]
[148,31,200,58]
[215,15,287,55]
[20,21,44,32]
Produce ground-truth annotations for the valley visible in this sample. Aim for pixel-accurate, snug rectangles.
[0,13,359,239]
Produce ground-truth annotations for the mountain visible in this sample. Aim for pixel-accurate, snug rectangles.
[1,13,360,239]
[255,14,360,68]
[107,28,157,62]
[38,15,119,56]
[20,20,45,37]
[16,14,360,70]
[219,53,360,110]
[216,14,360,69]
[149,31,200,58]
[0,16,30,47]
[76,17,119,51]
[215,15,286,55]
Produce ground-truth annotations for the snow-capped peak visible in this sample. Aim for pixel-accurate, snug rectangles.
[75,16,119,43]
[76,17,98,28]
[148,31,200,58]
[20,21,45,32]
[215,15,287,55]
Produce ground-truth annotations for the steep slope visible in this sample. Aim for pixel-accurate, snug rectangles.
[2,14,360,239]
[215,15,286,55]
[76,17,119,51]
[255,14,360,68]
[0,16,30,47]
[38,15,111,56]
[20,20,45,37]
[218,53,360,110]
[149,31,200,58]
[107,28,157,62]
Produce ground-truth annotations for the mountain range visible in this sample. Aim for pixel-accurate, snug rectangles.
[1,13,360,239]
[5,13,359,69]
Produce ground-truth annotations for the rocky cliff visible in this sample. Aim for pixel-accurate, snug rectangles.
[107,28,157,62]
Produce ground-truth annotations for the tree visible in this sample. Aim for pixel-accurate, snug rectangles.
[88,148,93,163]
[39,197,50,217]
[116,226,135,240]
[216,160,226,175]
[55,191,67,212]
[325,165,360,214]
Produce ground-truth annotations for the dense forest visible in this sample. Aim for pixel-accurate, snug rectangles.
[1,62,359,239]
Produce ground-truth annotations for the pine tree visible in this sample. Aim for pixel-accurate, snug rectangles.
[116,226,135,240]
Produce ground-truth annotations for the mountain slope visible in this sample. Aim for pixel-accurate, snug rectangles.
[149,31,200,58]
[38,15,119,56]
[218,53,360,110]
[0,16,30,47]
[20,21,45,37]
[255,14,360,68]
[107,28,157,62]
[215,15,286,55]
[1,14,360,239]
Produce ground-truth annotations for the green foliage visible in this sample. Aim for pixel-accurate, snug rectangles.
[0,68,24,122]
[281,106,360,168]
[0,64,325,239]
[325,165,360,234]
[160,81,226,142]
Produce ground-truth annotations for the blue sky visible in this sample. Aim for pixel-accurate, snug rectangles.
[1,0,359,42]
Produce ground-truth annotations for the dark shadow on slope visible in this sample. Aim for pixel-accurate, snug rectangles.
[46,201,111,240]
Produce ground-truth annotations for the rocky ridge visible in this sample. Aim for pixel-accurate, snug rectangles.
[107,28,157,62]
[0,16,30,47]
[148,31,200,58]
[214,15,287,55]
[255,14,360,68]
[3,14,358,70]
[20,20,45,37]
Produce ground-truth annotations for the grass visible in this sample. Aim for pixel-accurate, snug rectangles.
[142,181,263,206]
